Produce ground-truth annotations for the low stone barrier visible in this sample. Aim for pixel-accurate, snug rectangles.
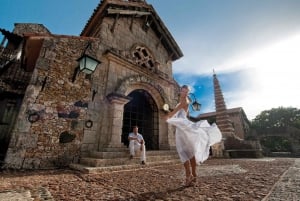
[226,149,264,158]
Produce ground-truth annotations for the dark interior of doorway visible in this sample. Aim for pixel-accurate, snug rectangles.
[0,93,23,167]
[122,89,159,150]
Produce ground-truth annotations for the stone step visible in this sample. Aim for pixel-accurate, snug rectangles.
[69,150,181,173]
[80,154,179,167]
[89,150,178,159]
[98,147,128,152]
[89,151,128,159]
[70,159,181,174]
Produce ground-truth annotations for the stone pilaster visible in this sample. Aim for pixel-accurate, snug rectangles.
[104,92,131,151]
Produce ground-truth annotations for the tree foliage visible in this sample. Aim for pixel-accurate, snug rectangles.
[251,107,300,134]
[260,136,292,152]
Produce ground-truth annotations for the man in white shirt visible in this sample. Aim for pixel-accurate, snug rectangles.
[128,126,146,165]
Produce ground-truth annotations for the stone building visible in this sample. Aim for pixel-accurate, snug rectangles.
[212,72,261,157]
[196,107,251,140]
[189,72,261,158]
[0,0,185,169]
[1,0,259,169]
[195,73,251,140]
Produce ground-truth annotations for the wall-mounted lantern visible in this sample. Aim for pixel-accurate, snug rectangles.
[189,93,201,111]
[72,41,101,82]
[77,54,101,74]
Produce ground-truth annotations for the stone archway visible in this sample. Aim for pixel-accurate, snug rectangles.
[115,75,169,104]
[115,75,171,150]
[122,89,159,150]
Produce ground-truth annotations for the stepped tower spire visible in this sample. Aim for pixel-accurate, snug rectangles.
[213,72,235,138]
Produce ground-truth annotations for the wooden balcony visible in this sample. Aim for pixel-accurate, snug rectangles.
[0,47,32,95]
[0,46,17,68]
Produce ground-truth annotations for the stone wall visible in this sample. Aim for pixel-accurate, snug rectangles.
[4,36,101,169]
[13,23,51,35]
[229,112,246,139]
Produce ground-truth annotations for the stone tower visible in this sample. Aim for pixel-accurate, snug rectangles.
[213,72,235,138]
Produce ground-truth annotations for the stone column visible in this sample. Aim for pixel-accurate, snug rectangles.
[211,140,225,158]
[104,93,131,151]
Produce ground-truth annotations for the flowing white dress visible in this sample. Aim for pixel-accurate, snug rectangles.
[167,108,222,164]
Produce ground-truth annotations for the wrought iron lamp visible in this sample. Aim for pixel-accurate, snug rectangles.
[72,41,101,82]
[77,54,101,74]
[189,93,201,111]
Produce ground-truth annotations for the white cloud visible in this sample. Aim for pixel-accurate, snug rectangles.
[174,33,300,120]
[225,33,300,119]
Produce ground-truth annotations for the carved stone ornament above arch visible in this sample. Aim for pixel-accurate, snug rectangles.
[131,44,156,71]
[115,75,169,106]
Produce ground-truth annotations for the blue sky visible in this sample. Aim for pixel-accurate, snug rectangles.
[1,0,300,120]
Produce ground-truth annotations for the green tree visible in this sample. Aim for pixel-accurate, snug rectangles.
[251,107,300,134]
[260,136,292,152]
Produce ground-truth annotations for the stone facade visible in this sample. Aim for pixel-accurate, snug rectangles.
[189,73,258,158]
[227,108,250,139]
[1,0,183,169]
[198,107,251,140]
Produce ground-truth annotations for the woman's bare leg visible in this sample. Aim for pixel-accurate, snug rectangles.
[183,160,193,185]
[183,160,191,177]
[190,156,197,177]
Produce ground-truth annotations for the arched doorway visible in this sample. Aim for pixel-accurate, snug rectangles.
[122,89,159,150]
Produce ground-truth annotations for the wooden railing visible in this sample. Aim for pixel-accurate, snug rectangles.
[0,47,32,94]
[0,46,16,68]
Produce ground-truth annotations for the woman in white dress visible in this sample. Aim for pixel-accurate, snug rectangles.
[165,85,222,186]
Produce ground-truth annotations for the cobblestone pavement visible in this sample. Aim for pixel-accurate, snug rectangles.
[0,158,299,201]
[262,158,300,201]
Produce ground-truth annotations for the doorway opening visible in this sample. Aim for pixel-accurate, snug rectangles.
[0,93,23,166]
[122,89,159,150]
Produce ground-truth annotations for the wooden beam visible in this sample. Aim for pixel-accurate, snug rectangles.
[168,52,174,61]
[143,17,153,32]
[107,8,151,16]
[130,15,134,31]
[156,35,163,48]
[142,15,149,32]
[111,13,119,33]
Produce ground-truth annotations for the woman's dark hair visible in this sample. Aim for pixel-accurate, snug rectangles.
[181,85,191,91]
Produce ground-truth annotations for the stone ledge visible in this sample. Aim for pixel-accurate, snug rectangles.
[226,149,264,158]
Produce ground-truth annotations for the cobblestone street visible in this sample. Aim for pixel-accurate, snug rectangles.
[0,158,299,201]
